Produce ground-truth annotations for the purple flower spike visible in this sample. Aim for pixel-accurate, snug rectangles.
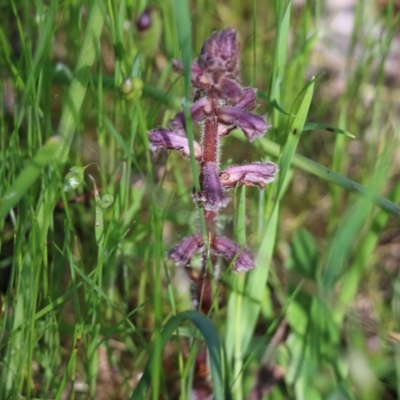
[218,107,270,142]
[220,162,279,189]
[212,236,255,272]
[198,162,230,211]
[170,98,212,133]
[167,233,204,266]
[148,128,202,161]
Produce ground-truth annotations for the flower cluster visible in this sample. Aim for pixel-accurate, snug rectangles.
[148,27,278,277]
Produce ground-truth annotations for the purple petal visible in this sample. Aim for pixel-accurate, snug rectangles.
[211,236,255,272]
[167,233,204,266]
[235,88,258,111]
[218,107,270,142]
[198,162,230,211]
[217,77,243,103]
[148,128,202,160]
[220,162,278,189]
[217,124,235,137]
[216,89,261,136]
[169,98,212,132]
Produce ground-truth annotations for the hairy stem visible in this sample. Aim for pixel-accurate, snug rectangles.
[199,114,219,313]
[202,115,219,239]
[202,116,219,163]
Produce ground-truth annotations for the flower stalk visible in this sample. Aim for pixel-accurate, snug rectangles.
[149,26,278,286]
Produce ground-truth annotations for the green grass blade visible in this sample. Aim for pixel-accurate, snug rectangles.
[54,2,106,165]
[0,136,61,220]
[173,0,201,192]
[270,1,291,102]
[239,77,315,352]
[303,122,355,138]
[240,202,279,352]
[276,77,315,198]
[173,0,192,99]
[225,187,247,399]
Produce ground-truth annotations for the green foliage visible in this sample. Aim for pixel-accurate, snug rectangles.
[1,0,399,399]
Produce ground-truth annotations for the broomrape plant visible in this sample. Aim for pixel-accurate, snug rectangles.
[148,27,278,312]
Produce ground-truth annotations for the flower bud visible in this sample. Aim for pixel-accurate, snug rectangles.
[220,162,278,189]
[136,7,152,32]
[198,162,230,211]
[120,77,143,101]
[211,236,255,272]
[136,7,162,56]
[148,128,202,161]
[167,233,204,266]
[169,98,212,133]
[198,27,240,75]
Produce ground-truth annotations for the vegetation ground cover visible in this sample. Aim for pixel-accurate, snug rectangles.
[1,1,400,399]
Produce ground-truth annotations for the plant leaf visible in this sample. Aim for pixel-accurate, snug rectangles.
[130,310,224,400]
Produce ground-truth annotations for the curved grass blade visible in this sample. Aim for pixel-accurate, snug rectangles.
[130,310,224,400]
[247,137,400,219]
[52,67,182,110]
[257,91,293,116]
[303,122,355,138]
